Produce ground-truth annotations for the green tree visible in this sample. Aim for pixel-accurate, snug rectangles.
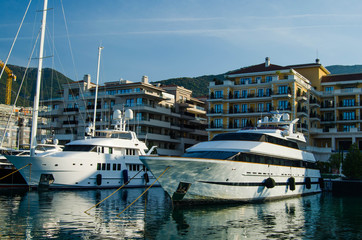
[329,152,341,172]
[342,143,362,179]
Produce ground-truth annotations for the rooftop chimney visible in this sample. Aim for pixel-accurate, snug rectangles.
[142,75,149,84]
[316,58,320,64]
[84,74,91,89]
[265,57,270,67]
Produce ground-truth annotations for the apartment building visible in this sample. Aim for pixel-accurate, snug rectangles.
[313,73,362,151]
[39,75,207,156]
[207,57,362,161]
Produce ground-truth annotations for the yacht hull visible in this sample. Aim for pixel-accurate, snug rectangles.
[140,156,322,204]
[6,154,157,189]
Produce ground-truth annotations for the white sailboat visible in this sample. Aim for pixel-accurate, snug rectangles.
[6,0,156,189]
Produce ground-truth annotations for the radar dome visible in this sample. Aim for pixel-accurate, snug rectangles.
[125,109,134,120]
[113,110,122,119]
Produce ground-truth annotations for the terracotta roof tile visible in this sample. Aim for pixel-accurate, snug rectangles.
[227,63,287,75]
[321,73,362,83]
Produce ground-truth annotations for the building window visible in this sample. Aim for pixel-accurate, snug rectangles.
[258,103,264,112]
[136,113,143,121]
[342,99,355,107]
[233,105,240,113]
[256,76,262,83]
[136,98,143,105]
[240,78,251,84]
[266,103,271,112]
[325,87,334,92]
[242,104,248,113]
[278,100,288,110]
[214,104,223,113]
[215,91,223,99]
[233,119,239,128]
[343,112,355,120]
[234,91,240,98]
[278,85,288,94]
[343,125,355,132]
[241,90,248,98]
[126,98,134,107]
[257,89,264,97]
[266,88,272,96]
[241,119,248,127]
[214,119,223,128]
[266,76,273,82]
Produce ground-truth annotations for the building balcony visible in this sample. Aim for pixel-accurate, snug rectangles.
[335,116,360,123]
[54,133,77,141]
[310,116,321,122]
[309,102,321,108]
[138,132,180,143]
[297,111,308,118]
[129,118,171,128]
[336,103,360,109]
[310,128,323,134]
[296,95,307,102]
[63,108,79,115]
[322,88,362,96]
[39,108,63,117]
[271,93,292,99]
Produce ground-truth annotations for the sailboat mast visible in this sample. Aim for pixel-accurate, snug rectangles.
[30,0,48,156]
[92,46,103,137]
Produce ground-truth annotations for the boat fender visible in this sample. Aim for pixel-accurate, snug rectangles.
[122,169,129,184]
[96,174,102,186]
[288,177,296,191]
[305,177,311,189]
[264,177,276,188]
[144,172,149,183]
[319,177,324,189]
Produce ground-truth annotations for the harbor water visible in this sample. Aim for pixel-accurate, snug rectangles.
[0,187,361,239]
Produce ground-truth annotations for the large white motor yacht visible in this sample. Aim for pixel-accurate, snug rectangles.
[6,109,156,188]
[140,113,322,204]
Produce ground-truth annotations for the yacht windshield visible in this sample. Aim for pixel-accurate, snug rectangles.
[63,145,96,152]
[211,132,299,149]
[211,132,264,141]
[182,151,238,160]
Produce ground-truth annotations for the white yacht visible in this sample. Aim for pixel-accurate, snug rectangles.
[140,113,323,204]
[6,109,157,188]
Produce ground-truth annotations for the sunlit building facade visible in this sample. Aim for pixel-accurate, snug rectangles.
[39,75,207,156]
[207,57,362,160]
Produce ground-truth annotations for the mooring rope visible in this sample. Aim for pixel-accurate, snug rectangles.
[84,168,144,214]
[0,163,32,181]
[116,166,170,218]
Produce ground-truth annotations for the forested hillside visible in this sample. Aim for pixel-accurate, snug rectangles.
[0,65,73,106]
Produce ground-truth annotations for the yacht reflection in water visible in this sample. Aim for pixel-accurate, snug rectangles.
[150,194,323,240]
[1,189,359,239]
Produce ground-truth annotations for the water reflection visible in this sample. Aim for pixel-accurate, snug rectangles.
[0,189,361,239]
[149,193,362,240]
[0,188,171,239]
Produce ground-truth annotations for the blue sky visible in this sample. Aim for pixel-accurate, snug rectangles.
[1,0,362,84]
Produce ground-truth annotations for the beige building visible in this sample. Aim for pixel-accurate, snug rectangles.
[39,75,207,156]
[207,57,362,161]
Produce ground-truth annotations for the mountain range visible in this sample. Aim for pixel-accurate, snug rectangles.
[1,64,362,106]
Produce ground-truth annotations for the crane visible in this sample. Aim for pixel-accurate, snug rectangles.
[0,60,16,105]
